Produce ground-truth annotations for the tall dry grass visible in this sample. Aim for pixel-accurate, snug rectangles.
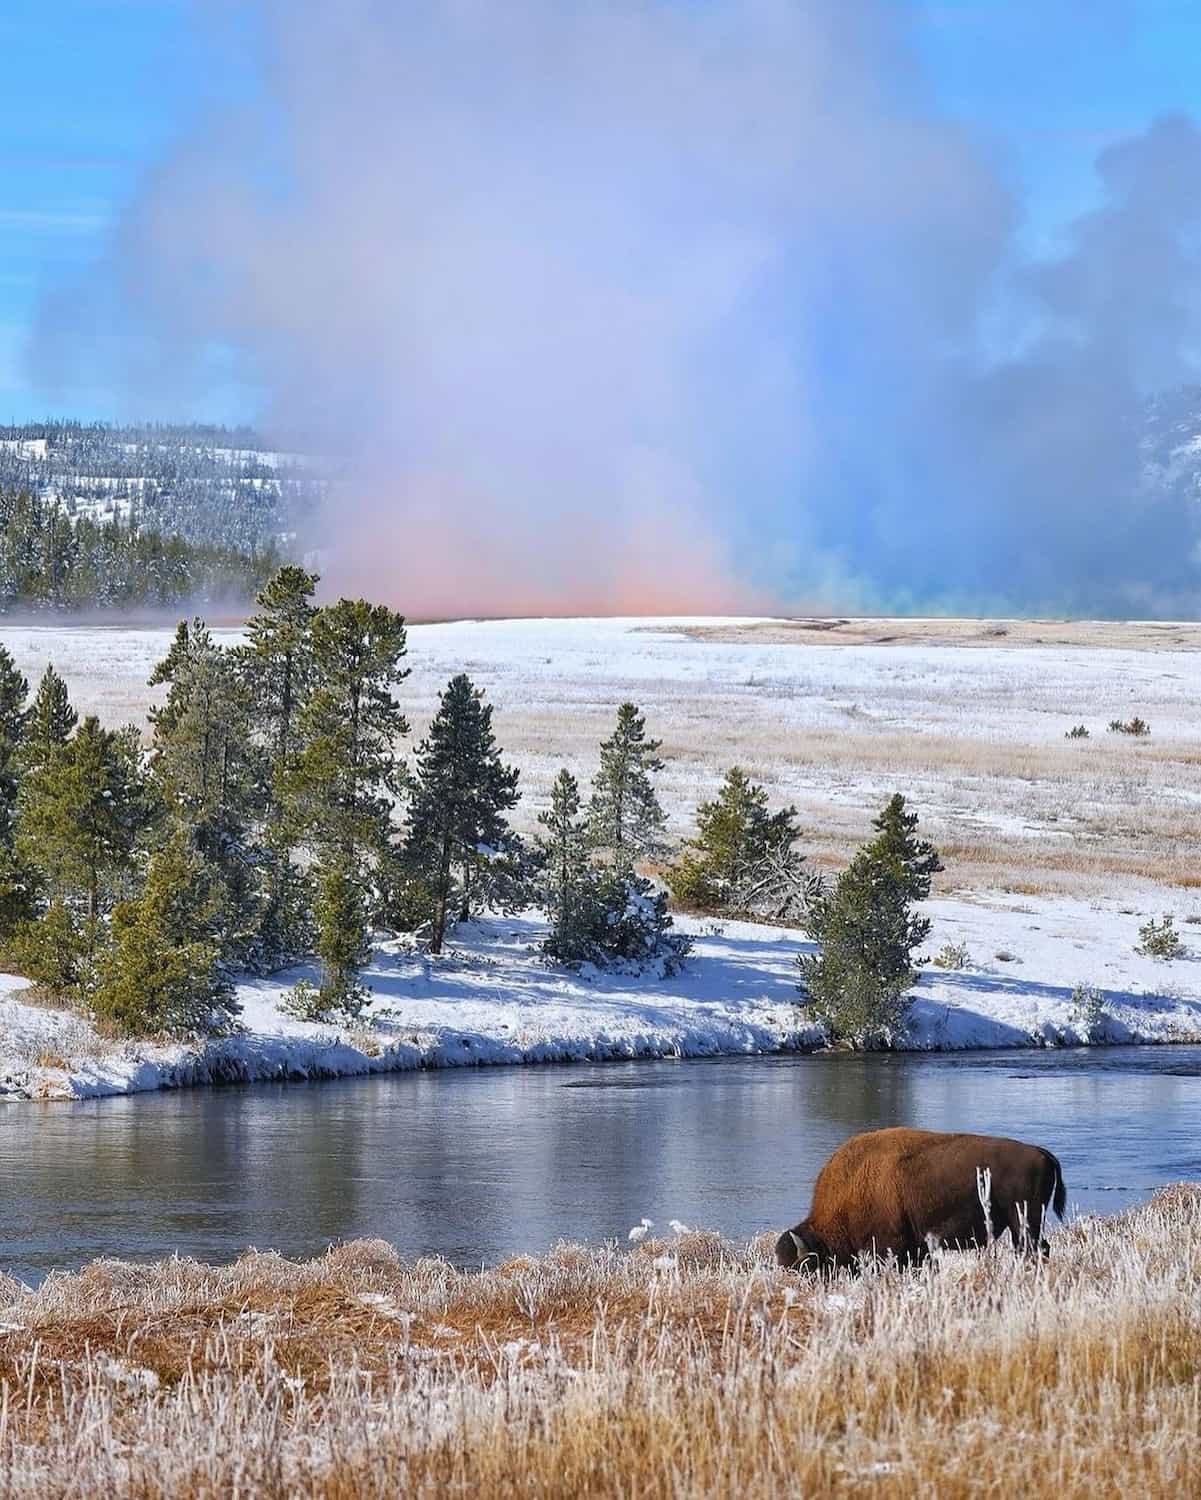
[0,1186,1198,1497]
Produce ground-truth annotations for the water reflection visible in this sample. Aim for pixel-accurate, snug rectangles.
[2,1046,1199,1285]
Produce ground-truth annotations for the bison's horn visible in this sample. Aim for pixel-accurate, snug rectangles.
[790,1232,805,1259]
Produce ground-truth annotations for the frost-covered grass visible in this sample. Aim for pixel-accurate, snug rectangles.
[4,893,1201,1100]
[0,1185,1198,1497]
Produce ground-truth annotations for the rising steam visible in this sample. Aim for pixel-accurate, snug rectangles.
[30,0,1201,616]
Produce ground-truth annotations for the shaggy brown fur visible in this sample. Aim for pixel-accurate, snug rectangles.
[776,1127,1066,1270]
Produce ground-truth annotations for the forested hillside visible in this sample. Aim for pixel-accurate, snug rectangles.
[0,488,280,612]
[0,421,328,553]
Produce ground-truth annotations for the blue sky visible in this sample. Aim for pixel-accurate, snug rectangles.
[2,0,1201,424]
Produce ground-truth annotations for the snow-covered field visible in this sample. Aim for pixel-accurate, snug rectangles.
[3,893,1200,1101]
[3,613,1201,1101]
[8,612,1201,893]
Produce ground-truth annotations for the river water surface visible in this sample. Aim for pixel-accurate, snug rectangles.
[3,1046,1201,1285]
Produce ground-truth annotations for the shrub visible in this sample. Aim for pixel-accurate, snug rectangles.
[1070,981,1106,1038]
[1135,914,1185,960]
[1109,717,1150,737]
[931,940,971,970]
[1064,724,1089,739]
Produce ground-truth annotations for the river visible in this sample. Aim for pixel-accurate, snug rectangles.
[3,1046,1200,1285]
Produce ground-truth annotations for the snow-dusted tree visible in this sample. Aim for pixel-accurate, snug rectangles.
[404,674,520,954]
[0,645,28,845]
[283,598,409,1010]
[587,703,667,872]
[536,768,598,963]
[19,664,76,778]
[17,716,146,958]
[237,565,320,965]
[666,767,807,917]
[797,796,939,1048]
[867,793,943,901]
[149,619,263,961]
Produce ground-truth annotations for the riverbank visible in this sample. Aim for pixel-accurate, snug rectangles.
[0,1185,1197,1497]
[3,891,1201,1101]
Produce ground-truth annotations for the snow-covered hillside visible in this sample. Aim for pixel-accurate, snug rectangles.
[3,893,1200,1101]
[0,421,326,551]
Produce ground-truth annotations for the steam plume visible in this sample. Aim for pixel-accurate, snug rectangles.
[30,1,1201,616]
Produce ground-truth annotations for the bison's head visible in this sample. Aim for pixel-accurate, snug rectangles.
[775,1220,827,1273]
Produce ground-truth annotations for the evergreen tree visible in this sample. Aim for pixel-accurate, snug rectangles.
[587,703,667,872]
[666,767,805,916]
[20,664,76,777]
[17,716,146,957]
[0,645,28,845]
[238,565,320,964]
[309,856,373,1017]
[536,769,598,963]
[8,898,82,995]
[796,797,940,1048]
[283,598,409,1009]
[867,793,943,901]
[241,565,319,772]
[405,674,520,954]
[91,830,237,1037]
[148,619,262,960]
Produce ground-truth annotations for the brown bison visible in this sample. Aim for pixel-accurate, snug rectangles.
[775,1127,1066,1271]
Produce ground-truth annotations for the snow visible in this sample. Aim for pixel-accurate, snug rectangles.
[2,894,1200,1102]
[2,612,1201,1102]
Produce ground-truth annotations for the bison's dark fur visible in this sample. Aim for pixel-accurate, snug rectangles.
[775,1127,1066,1271]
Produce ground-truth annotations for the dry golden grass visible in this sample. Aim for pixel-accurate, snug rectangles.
[677,615,1201,650]
[1,1186,1199,1497]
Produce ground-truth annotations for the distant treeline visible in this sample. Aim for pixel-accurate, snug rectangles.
[0,420,328,553]
[0,488,281,612]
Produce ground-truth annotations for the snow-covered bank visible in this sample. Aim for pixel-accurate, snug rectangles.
[3,894,1201,1101]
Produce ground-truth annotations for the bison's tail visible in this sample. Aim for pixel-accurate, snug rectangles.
[1042,1149,1067,1221]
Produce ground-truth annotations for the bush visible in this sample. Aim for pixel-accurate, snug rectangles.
[1135,914,1185,960]
[1064,724,1089,740]
[931,940,971,970]
[1070,981,1106,1038]
[1109,717,1150,737]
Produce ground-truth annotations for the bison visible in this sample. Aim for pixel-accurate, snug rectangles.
[775,1127,1066,1271]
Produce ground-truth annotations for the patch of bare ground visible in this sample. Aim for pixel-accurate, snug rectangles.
[675,616,1201,650]
[1,1186,1198,1497]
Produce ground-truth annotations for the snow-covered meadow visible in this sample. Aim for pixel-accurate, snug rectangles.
[3,613,1201,1100]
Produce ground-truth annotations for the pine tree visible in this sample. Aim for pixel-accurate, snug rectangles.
[148,619,262,960]
[536,768,599,963]
[309,856,373,1017]
[91,830,237,1037]
[283,599,409,1008]
[405,674,520,954]
[241,565,319,773]
[666,767,805,916]
[238,566,320,965]
[587,703,667,872]
[20,664,76,777]
[0,645,28,845]
[867,793,943,901]
[797,797,940,1048]
[17,716,146,957]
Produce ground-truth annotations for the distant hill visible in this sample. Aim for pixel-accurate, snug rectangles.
[0,421,331,555]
